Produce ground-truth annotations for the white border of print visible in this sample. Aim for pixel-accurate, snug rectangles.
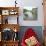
[19,6,44,26]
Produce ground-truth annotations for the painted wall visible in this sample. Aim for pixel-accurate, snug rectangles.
[0,0,44,26]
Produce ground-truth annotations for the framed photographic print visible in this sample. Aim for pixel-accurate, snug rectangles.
[10,11,17,15]
[2,10,9,15]
[9,10,17,15]
[23,7,38,21]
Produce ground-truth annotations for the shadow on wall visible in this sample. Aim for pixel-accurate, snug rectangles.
[18,26,43,44]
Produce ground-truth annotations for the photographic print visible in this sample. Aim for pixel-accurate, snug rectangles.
[23,7,38,21]
[2,10,9,15]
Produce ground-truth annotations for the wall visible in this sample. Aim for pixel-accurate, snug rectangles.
[0,0,44,26]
